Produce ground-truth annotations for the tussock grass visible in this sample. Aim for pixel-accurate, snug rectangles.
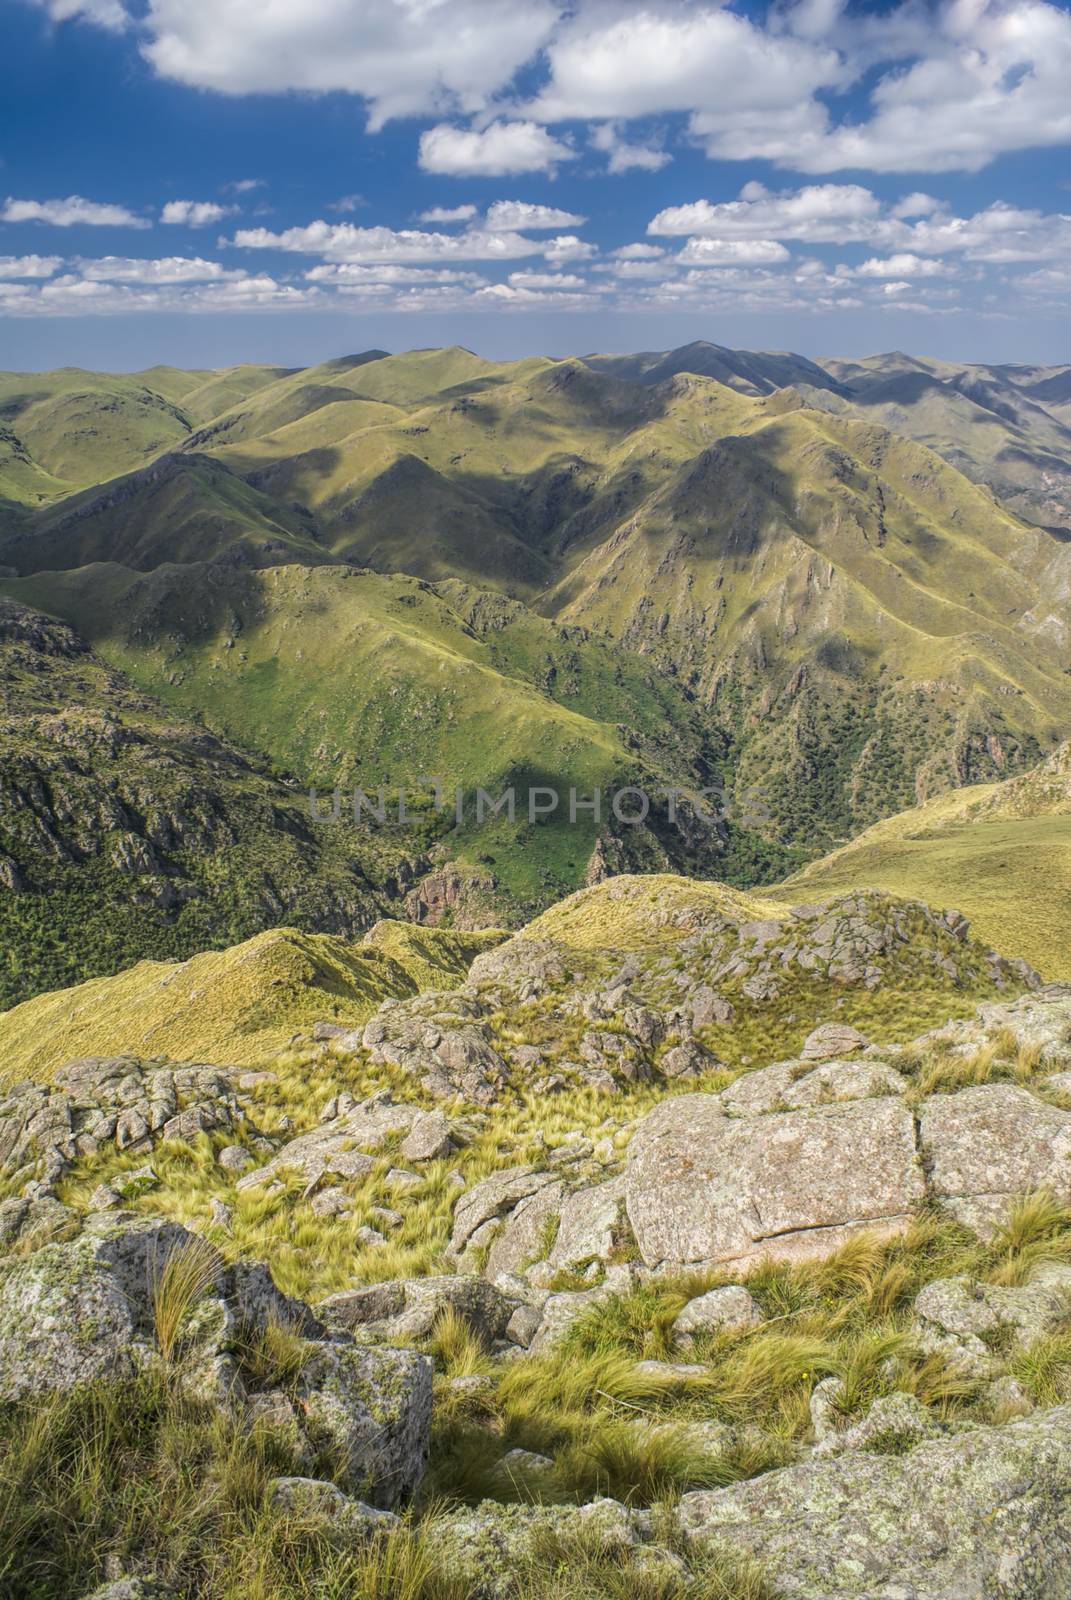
[152,1236,221,1362]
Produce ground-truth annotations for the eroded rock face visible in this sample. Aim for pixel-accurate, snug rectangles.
[361,994,508,1104]
[623,1093,923,1271]
[677,1404,1071,1598]
[0,1057,243,1190]
[719,1057,908,1117]
[0,1214,196,1399]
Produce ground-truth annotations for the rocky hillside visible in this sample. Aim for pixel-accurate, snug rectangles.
[0,596,429,1007]
[3,872,1071,1598]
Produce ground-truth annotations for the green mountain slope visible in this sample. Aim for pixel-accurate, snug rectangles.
[0,596,425,1008]
[771,741,1071,978]
[816,352,1071,531]
[3,342,1070,911]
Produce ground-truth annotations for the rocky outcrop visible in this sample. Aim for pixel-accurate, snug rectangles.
[677,1404,1071,1598]
[0,1213,432,1507]
[919,1083,1071,1235]
[623,1092,923,1271]
[360,994,508,1104]
[0,1056,244,1194]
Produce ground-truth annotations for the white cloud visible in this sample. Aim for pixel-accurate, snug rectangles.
[1,194,149,227]
[32,0,127,30]
[0,255,62,279]
[222,177,265,195]
[542,234,596,263]
[590,123,670,174]
[649,183,882,244]
[230,220,549,263]
[419,121,573,177]
[778,0,1071,174]
[506,270,587,289]
[76,255,238,283]
[0,269,322,316]
[484,200,585,231]
[418,204,478,224]
[852,253,950,278]
[305,262,485,285]
[890,193,945,220]
[137,0,557,129]
[526,6,843,124]
[676,238,791,266]
[160,199,231,226]
[330,194,366,214]
[612,243,664,261]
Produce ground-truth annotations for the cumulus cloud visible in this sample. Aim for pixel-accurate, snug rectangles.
[1,194,149,227]
[484,200,585,231]
[230,220,552,263]
[676,238,791,266]
[419,120,574,176]
[590,123,670,174]
[852,253,950,278]
[0,255,63,279]
[135,0,557,129]
[160,199,231,226]
[418,204,478,224]
[36,0,1071,179]
[649,183,882,244]
[76,255,239,282]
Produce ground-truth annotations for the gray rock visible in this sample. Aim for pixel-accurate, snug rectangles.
[268,1476,399,1536]
[0,1215,211,1399]
[448,1166,560,1264]
[363,996,507,1104]
[624,1093,923,1270]
[919,1084,1071,1235]
[218,1145,254,1174]
[237,1094,419,1191]
[426,1499,638,1598]
[800,1023,870,1060]
[294,1342,432,1508]
[547,1175,628,1272]
[678,1403,1071,1598]
[672,1286,763,1348]
[720,1058,907,1117]
[399,1110,455,1163]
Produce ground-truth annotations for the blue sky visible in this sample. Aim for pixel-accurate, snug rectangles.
[2,0,1070,369]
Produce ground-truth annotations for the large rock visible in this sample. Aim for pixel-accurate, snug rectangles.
[624,1093,923,1270]
[677,1403,1071,1598]
[547,1174,628,1271]
[0,1214,205,1398]
[0,1214,433,1508]
[293,1342,432,1508]
[919,1084,1071,1234]
[447,1167,561,1269]
[237,1092,418,1191]
[720,1057,907,1117]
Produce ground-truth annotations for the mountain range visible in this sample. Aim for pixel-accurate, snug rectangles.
[1,339,1069,1001]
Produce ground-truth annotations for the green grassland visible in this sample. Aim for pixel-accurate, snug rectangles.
[773,742,1071,978]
